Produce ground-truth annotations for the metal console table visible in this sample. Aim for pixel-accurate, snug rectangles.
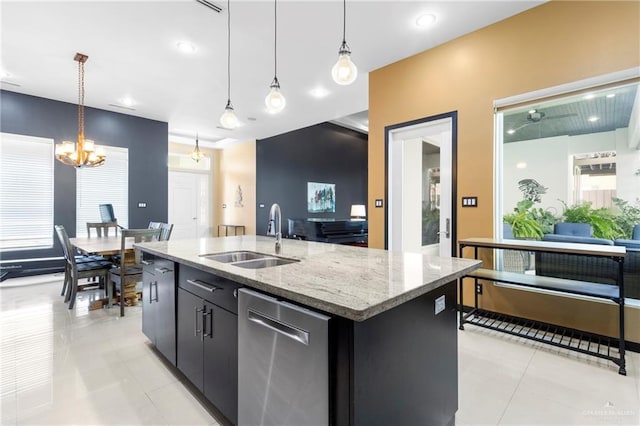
[458,237,627,375]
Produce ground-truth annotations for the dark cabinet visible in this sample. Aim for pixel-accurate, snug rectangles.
[142,256,176,365]
[177,266,240,425]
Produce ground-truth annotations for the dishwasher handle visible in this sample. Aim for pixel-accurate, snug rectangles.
[247,309,309,346]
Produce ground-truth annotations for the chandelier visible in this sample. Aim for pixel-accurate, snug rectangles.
[55,53,106,168]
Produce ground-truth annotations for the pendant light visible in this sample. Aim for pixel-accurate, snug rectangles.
[331,0,357,85]
[55,53,106,168]
[265,0,285,113]
[219,0,238,129]
[191,133,205,162]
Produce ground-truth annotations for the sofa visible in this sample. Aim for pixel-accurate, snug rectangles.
[535,223,640,299]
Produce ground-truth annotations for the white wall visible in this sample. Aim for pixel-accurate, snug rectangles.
[616,128,640,203]
[503,131,618,216]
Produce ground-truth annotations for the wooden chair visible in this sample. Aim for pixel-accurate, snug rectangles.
[108,228,162,316]
[86,221,119,237]
[54,225,113,309]
[148,222,174,241]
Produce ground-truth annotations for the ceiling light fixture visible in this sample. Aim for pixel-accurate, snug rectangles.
[265,0,285,113]
[606,93,616,98]
[219,0,238,129]
[176,41,197,53]
[416,14,436,28]
[310,87,330,99]
[55,53,105,168]
[120,97,135,107]
[331,0,357,85]
[583,93,595,100]
[588,116,600,122]
[191,133,206,162]
[507,129,516,135]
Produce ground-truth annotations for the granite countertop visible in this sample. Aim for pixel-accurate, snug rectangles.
[135,236,481,321]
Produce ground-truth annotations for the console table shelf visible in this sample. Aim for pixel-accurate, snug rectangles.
[458,237,626,375]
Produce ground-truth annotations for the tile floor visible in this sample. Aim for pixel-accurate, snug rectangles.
[1,273,639,425]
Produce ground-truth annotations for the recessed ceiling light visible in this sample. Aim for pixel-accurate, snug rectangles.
[583,93,595,100]
[415,14,437,28]
[528,109,536,114]
[606,93,616,98]
[176,41,197,54]
[310,87,330,99]
[507,129,516,135]
[516,162,527,169]
[588,116,600,122]
[120,97,135,107]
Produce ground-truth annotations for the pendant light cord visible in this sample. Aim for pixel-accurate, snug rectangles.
[342,0,346,44]
[273,0,277,78]
[78,58,84,136]
[227,0,231,103]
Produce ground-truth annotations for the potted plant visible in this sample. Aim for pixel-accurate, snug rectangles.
[504,200,544,239]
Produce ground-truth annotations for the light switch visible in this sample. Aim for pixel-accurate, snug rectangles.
[462,196,478,207]
[137,202,147,208]
[375,199,383,208]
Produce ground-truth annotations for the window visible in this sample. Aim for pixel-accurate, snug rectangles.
[0,133,55,250]
[495,75,640,302]
[76,146,129,236]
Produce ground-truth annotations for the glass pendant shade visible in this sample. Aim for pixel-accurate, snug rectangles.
[265,79,286,113]
[332,49,357,85]
[220,102,239,129]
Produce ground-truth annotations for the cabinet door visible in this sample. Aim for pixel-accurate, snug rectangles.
[203,304,238,425]
[141,268,156,344]
[177,288,204,390]
[155,265,176,365]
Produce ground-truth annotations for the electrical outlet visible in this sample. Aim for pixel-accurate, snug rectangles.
[435,295,445,315]
[475,283,483,294]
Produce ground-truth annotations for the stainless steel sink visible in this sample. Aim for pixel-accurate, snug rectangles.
[200,250,299,269]
[200,251,267,263]
[231,257,299,269]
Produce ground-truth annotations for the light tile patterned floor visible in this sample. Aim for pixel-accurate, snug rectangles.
[1,274,639,425]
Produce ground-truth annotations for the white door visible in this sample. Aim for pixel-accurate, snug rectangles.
[388,115,454,256]
[168,171,210,240]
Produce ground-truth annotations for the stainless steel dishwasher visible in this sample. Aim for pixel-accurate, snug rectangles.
[238,288,330,426]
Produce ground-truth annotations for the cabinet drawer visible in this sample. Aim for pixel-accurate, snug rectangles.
[179,265,240,314]
[142,255,175,276]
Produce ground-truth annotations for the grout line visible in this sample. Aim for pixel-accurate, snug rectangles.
[495,337,537,425]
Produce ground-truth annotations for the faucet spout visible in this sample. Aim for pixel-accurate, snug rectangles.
[268,203,282,254]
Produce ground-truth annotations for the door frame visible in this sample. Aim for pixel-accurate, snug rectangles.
[384,111,458,254]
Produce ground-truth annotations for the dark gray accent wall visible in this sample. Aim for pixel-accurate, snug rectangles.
[0,90,168,264]
[256,122,367,236]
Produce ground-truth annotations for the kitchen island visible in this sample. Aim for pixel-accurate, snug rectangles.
[135,236,481,426]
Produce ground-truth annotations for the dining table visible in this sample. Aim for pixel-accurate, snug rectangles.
[69,236,134,257]
[69,236,137,310]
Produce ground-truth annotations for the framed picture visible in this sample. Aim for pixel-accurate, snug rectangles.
[307,182,335,213]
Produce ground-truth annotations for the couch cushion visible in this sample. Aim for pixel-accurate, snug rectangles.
[554,222,592,237]
[614,239,640,250]
[542,234,613,245]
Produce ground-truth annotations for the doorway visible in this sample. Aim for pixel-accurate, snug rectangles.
[385,112,457,256]
[168,171,210,240]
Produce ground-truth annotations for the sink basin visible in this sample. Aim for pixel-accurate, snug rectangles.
[232,257,299,269]
[200,251,299,269]
[200,251,268,263]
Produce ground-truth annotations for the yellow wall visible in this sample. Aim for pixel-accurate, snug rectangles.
[369,1,640,341]
[215,141,257,236]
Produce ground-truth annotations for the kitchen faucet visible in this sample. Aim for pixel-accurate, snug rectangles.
[267,203,282,254]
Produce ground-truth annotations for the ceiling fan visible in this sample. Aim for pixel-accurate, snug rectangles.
[508,109,577,133]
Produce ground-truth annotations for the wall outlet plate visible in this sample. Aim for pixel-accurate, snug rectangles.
[475,283,483,294]
[435,295,445,315]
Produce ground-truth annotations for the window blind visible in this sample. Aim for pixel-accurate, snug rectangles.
[0,133,54,250]
[76,146,129,237]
